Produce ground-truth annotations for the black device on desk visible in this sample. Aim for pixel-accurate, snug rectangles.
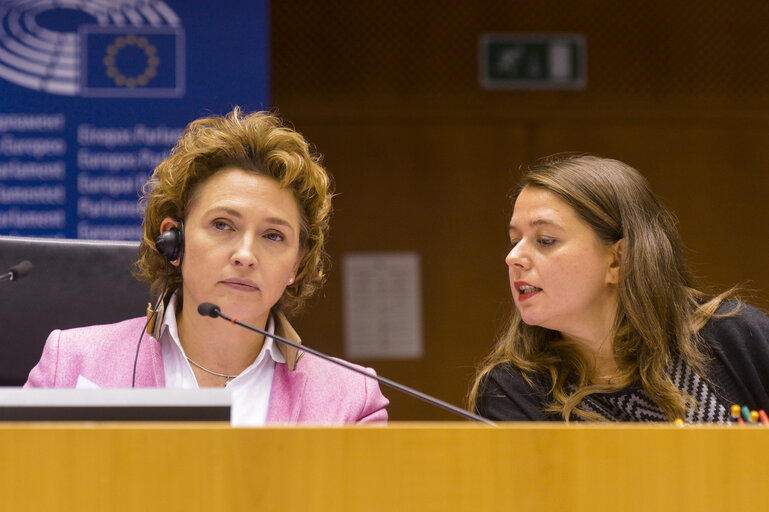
[0,236,149,386]
[0,388,231,421]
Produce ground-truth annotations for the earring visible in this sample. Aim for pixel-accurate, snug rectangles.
[288,277,295,284]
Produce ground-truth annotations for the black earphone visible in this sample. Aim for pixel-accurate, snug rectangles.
[154,220,184,263]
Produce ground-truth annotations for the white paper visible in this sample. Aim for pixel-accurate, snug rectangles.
[342,252,423,359]
[76,375,101,389]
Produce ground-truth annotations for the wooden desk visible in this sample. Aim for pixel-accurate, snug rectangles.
[0,422,766,511]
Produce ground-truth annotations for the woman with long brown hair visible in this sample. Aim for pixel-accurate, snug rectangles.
[469,154,769,422]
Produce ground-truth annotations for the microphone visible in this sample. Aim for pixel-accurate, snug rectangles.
[197,302,221,318]
[0,260,32,283]
[198,302,494,424]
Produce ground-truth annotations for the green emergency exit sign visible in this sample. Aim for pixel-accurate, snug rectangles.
[479,34,586,90]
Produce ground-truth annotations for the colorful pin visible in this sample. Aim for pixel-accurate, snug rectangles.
[731,404,745,424]
[742,406,752,423]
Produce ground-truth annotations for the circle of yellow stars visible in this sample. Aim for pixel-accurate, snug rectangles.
[103,35,160,88]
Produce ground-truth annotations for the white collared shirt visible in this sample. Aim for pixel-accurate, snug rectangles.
[158,294,284,426]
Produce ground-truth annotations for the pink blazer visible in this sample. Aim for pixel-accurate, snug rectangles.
[24,317,389,424]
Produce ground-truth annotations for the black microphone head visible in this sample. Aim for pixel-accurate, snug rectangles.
[9,260,32,280]
[197,302,221,318]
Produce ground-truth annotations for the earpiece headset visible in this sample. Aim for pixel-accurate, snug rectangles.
[133,220,185,388]
[154,220,185,264]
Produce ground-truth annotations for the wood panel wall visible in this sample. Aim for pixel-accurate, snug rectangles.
[271,1,769,420]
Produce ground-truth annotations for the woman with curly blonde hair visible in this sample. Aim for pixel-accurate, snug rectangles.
[469,154,769,422]
[26,108,389,425]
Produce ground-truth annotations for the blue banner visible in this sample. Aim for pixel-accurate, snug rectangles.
[0,0,269,240]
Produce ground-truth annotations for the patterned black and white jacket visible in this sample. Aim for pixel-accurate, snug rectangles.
[476,301,769,422]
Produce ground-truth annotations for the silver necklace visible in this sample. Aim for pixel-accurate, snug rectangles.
[186,356,239,384]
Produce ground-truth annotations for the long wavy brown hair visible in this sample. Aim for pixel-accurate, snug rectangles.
[135,107,333,316]
[468,154,731,421]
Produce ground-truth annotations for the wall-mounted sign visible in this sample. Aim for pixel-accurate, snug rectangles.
[0,0,269,240]
[479,33,586,90]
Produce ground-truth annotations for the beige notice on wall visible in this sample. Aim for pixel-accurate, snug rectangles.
[342,252,423,359]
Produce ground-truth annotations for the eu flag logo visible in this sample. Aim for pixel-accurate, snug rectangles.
[80,26,185,98]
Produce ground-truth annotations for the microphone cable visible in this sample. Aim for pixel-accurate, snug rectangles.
[131,258,170,388]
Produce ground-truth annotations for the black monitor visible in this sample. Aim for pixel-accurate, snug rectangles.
[0,236,150,386]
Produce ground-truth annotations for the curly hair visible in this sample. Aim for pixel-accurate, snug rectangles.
[468,154,732,421]
[135,107,333,316]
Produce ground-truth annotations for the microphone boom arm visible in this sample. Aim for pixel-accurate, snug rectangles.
[198,303,494,425]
